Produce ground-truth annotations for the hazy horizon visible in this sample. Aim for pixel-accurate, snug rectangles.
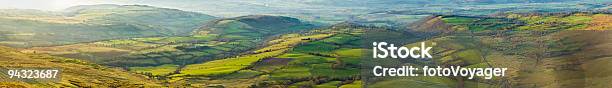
[0,0,607,17]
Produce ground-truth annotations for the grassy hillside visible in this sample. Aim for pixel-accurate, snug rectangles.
[193,15,317,38]
[0,46,161,87]
[11,11,611,87]
[176,33,333,77]
[24,15,318,75]
[368,12,612,88]
[0,4,216,48]
[164,23,416,87]
[406,12,611,37]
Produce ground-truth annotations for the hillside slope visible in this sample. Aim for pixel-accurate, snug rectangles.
[369,12,612,88]
[194,15,316,38]
[24,15,317,70]
[0,46,161,87]
[0,4,216,48]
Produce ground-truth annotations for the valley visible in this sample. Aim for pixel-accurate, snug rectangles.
[0,1,610,88]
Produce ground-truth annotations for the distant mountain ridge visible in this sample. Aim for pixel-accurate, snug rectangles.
[0,4,216,48]
[64,4,216,35]
[194,15,315,36]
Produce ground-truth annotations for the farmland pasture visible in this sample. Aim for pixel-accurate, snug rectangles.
[130,64,180,76]
[177,49,288,76]
[177,33,333,77]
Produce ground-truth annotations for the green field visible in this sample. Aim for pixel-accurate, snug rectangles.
[5,6,611,88]
[130,64,180,76]
[176,33,333,77]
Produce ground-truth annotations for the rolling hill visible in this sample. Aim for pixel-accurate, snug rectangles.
[365,12,612,88]
[24,15,317,70]
[193,15,316,37]
[0,46,161,87]
[9,9,611,87]
[0,4,216,48]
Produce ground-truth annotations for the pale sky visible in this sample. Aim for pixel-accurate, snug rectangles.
[0,0,122,11]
